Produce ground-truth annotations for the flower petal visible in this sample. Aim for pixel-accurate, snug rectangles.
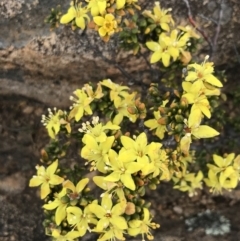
[76,178,89,193]
[60,7,76,24]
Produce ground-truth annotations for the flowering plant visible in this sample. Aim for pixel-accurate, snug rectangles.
[30,1,240,240]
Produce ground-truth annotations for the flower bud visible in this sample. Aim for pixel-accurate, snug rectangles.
[138,186,145,196]
[83,187,91,193]
[107,7,116,13]
[170,122,175,129]
[149,183,157,190]
[170,102,177,108]
[70,199,78,206]
[174,124,184,132]
[79,197,88,206]
[157,117,167,125]
[144,27,151,34]
[61,195,70,204]
[180,97,188,108]
[158,107,166,114]
[175,114,184,123]
[138,102,146,111]
[125,202,136,215]
[163,91,170,100]
[174,89,180,98]
[174,134,180,142]
[40,149,49,162]
[180,51,192,65]
[62,221,68,227]
[137,198,145,206]
[127,106,138,115]
[127,8,135,15]
[136,206,142,213]
[139,112,147,119]
[136,177,145,186]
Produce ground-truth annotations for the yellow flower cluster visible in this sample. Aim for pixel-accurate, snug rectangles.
[60,0,140,41]
[30,70,240,240]
[80,131,167,240]
[30,1,240,240]
[39,79,146,141]
[204,154,240,194]
[180,56,222,156]
[145,2,200,67]
[30,128,166,240]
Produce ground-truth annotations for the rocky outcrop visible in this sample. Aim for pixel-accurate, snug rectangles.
[0,0,239,106]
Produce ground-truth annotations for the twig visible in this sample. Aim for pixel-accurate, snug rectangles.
[182,0,213,57]
[213,0,224,54]
[198,14,218,25]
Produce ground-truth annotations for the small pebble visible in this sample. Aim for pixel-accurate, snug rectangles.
[173,206,183,215]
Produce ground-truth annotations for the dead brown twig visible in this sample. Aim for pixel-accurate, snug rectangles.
[182,0,224,59]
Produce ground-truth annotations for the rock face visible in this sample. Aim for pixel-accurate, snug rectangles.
[0,0,240,106]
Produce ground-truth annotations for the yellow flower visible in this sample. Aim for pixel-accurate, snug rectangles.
[93,176,127,203]
[219,167,238,189]
[173,169,203,197]
[41,108,63,139]
[51,229,82,241]
[207,154,239,190]
[104,149,142,190]
[113,92,138,124]
[79,116,120,142]
[143,2,174,32]
[88,195,127,231]
[233,154,240,171]
[63,178,89,202]
[29,160,64,199]
[66,206,97,236]
[94,14,118,41]
[204,169,223,194]
[178,25,200,39]
[144,111,167,139]
[182,80,211,119]
[185,56,223,87]
[68,89,93,121]
[83,83,104,100]
[147,142,170,179]
[93,176,117,193]
[163,29,189,59]
[116,0,126,9]
[146,29,189,66]
[101,79,129,101]
[43,188,68,225]
[180,118,219,155]
[120,132,151,164]
[81,134,114,173]
[97,226,125,241]
[86,0,107,16]
[207,153,235,174]
[60,3,90,29]
[128,208,160,241]
[93,176,126,203]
